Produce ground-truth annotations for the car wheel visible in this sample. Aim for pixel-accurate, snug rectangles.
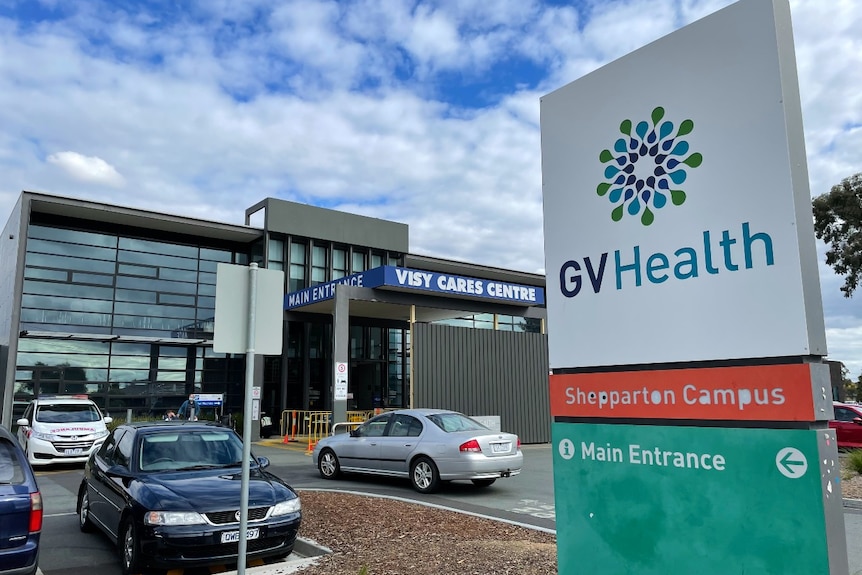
[318,448,341,479]
[471,479,496,488]
[77,484,94,532]
[119,518,142,575]
[410,456,441,494]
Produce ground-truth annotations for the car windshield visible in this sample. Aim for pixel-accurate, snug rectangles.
[139,430,247,472]
[35,403,101,423]
[426,413,489,433]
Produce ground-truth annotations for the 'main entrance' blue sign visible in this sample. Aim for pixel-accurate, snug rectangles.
[284,266,544,310]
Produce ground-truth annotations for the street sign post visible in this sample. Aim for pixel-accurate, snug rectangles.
[213,263,284,575]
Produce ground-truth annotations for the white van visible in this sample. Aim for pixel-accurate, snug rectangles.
[16,396,112,466]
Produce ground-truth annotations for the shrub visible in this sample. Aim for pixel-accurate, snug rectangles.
[847,449,862,475]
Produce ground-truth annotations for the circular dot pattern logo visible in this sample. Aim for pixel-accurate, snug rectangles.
[597,106,703,226]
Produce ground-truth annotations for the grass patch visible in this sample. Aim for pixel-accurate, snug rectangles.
[847,449,862,475]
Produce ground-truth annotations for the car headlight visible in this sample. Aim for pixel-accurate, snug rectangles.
[31,431,61,442]
[271,498,301,516]
[144,511,207,526]
[93,429,109,439]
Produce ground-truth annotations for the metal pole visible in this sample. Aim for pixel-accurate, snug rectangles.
[238,263,258,575]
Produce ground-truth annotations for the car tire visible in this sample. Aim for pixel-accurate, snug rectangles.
[410,456,441,494]
[119,518,142,575]
[318,448,341,479]
[471,479,496,488]
[77,484,95,533]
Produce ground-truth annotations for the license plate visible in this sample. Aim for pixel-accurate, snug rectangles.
[491,442,511,453]
[220,528,259,543]
[64,448,83,455]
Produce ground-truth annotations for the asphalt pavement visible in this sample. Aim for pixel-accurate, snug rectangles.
[30,439,862,575]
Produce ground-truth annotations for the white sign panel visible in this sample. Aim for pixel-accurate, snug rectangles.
[334,362,348,401]
[540,0,826,369]
[214,264,285,355]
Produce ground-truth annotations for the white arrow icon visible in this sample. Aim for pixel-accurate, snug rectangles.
[775,447,807,479]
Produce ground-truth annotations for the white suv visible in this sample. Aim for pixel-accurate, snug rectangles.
[16,396,112,466]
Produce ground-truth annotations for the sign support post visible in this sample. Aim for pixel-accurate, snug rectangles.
[236,263,257,575]
[214,262,283,575]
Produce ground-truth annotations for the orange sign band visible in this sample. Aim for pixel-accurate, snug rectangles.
[550,363,824,421]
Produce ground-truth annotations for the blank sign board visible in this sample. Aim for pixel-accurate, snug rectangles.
[214,263,285,355]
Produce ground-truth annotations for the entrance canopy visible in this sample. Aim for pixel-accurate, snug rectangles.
[284,265,546,322]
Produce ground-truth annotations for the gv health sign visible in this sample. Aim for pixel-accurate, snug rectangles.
[284,265,544,310]
[540,0,826,370]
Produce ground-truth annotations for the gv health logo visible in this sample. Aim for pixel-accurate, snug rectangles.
[597,106,703,226]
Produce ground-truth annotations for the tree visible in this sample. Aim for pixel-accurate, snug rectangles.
[812,172,862,297]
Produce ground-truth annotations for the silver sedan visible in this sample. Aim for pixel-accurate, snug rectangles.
[312,409,523,493]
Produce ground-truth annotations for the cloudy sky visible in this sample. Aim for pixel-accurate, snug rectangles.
[1,0,860,376]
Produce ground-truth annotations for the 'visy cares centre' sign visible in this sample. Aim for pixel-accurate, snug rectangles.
[540,0,847,574]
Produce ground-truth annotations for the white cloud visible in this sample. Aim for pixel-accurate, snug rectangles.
[46,151,125,187]
[0,0,860,374]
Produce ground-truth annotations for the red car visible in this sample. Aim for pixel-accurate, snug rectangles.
[829,402,862,448]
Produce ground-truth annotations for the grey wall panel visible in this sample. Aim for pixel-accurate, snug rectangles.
[264,198,409,252]
[413,324,550,444]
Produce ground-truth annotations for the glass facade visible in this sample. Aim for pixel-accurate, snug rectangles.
[434,313,542,333]
[14,223,250,418]
[6,209,540,424]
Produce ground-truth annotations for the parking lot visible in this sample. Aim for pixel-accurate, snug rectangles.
[29,441,862,574]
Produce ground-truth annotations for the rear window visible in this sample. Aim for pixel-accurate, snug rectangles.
[0,439,25,485]
[426,413,489,433]
[35,403,102,423]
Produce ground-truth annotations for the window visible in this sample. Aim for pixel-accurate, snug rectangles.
[332,248,347,279]
[0,440,24,484]
[116,430,135,468]
[357,414,390,437]
[311,245,327,286]
[389,414,422,437]
[370,253,384,269]
[351,250,365,273]
[289,241,306,292]
[268,237,285,271]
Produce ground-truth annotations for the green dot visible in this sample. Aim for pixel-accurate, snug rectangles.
[671,190,687,206]
[611,205,624,222]
[597,183,611,196]
[620,119,632,135]
[600,149,614,163]
[683,153,703,168]
[677,120,694,137]
[641,207,655,226]
[651,107,665,126]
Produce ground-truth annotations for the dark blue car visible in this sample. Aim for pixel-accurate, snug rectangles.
[0,425,42,575]
[77,421,301,575]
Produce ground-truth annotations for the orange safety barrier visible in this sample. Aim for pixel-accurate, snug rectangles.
[282,410,298,443]
[305,412,331,456]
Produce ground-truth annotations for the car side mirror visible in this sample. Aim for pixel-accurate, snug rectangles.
[104,416,113,424]
[106,465,133,479]
[350,429,360,437]
[16,418,28,427]
[257,456,270,469]
[853,417,862,425]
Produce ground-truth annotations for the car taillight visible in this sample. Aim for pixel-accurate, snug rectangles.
[517,438,521,449]
[459,439,481,452]
[29,492,43,533]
